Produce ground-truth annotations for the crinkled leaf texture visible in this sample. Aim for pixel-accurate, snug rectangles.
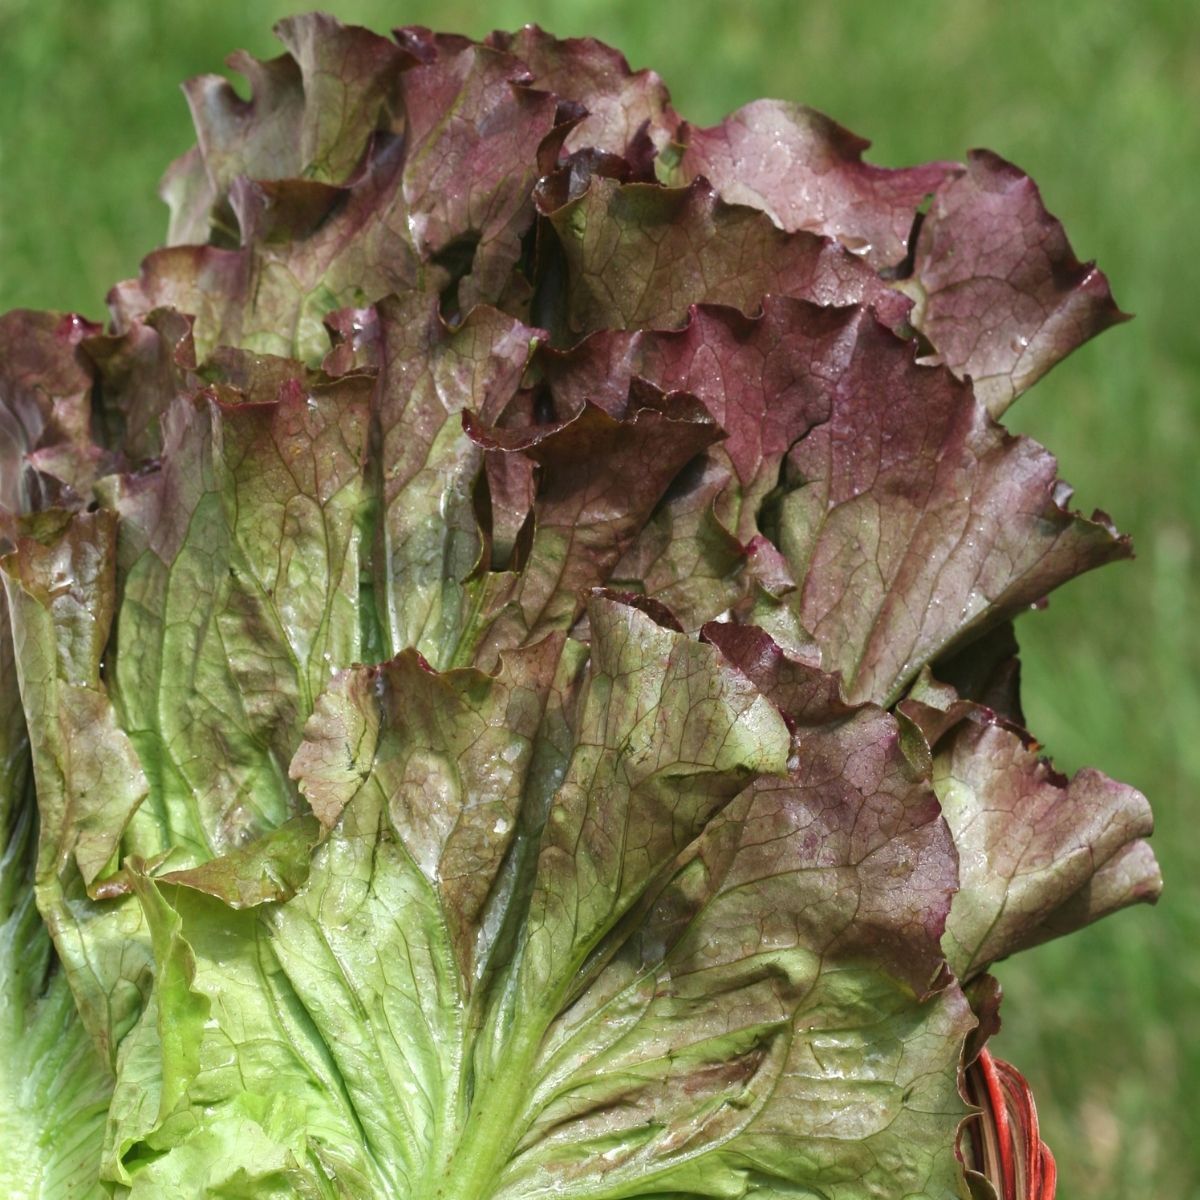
[0,15,1158,1200]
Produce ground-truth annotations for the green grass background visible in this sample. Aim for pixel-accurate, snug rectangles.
[1,1,1196,1195]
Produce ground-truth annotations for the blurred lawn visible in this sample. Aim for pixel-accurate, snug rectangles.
[1,1,1197,1195]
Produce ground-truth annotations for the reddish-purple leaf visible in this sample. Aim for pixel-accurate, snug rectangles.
[904,150,1128,415]
[777,309,1129,705]
[670,99,955,269]
[0,311,105,510]
[465,383,721,661]
[488,25,679,161]
[704,620,954,992]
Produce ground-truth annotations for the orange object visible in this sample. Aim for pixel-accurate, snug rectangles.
[963,1048,1057,1200]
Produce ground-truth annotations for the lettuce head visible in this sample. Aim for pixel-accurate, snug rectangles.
[0,16,1159,1200]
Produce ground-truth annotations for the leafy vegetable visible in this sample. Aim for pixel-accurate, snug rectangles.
[0,16,1159,1199]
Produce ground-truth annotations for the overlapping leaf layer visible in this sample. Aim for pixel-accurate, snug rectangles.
[0,17,1158,1199]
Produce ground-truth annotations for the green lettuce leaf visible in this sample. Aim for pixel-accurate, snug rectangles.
[0,527,111,1199]
[92,597,982,1199]
[2,510,155,1064]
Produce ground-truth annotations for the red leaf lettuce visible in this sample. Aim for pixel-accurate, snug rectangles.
[0,17,1158,1200]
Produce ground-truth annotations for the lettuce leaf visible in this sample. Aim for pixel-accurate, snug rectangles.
[900,668,1161,982]
[0,469,110,1200]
